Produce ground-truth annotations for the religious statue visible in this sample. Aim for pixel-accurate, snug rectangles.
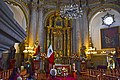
[80,46,87,61]
[8,46,16,59]
[56,37,61,50]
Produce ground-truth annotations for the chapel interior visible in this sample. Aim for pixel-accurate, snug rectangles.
[0,0,120,80]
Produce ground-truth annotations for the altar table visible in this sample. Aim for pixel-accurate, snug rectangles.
[54,64,71,76]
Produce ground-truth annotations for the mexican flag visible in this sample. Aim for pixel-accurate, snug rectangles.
[47,45,54,64]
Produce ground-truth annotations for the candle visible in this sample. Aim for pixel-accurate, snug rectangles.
[21,66,24,71]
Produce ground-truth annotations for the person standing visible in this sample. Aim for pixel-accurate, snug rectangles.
[9,68,22,80]
[114,47,120,68]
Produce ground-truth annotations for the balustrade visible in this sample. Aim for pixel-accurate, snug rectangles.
[80,69,120,80]
[0,69,13,80]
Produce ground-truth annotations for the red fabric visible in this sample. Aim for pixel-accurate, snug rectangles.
[9,59,16,69]
[48,63,53,73]
[48,76,75,80]
[48,52,54,64]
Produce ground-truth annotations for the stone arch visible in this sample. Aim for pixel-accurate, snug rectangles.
[88,3,120,49]
[4,0,29,27]
[44,10,56,27]
[3,0,29,56]
[88,3,120,22]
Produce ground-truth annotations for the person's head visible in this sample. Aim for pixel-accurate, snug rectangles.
[17,76,22,80]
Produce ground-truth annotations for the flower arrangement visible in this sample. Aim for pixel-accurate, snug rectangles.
[71,54,79,61]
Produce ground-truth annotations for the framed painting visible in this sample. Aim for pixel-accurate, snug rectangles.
[54,35,63,51]
[101,26,119,48]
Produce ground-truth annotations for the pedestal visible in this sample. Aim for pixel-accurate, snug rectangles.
[80,61,87,72]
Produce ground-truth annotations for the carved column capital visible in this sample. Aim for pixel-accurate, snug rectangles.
[48,28,50,34]
[31,2,38,10]
[38,5,44,11]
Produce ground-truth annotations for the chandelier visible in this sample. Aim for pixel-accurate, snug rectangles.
[60,0,83,19]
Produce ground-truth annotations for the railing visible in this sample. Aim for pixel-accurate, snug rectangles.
[0,69,13,80]
[80,69,120,80]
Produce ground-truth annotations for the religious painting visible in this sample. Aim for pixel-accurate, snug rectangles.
[55,17,63,27]
[54,35,63,50]
[56,19,62,26]
[101,27,119,48]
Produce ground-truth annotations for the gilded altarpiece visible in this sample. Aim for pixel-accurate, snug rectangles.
[45,12,72,64]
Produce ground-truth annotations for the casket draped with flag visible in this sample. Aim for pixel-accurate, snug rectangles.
[47,45,54,64]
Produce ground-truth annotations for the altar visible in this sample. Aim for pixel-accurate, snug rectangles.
[54,64,71,76]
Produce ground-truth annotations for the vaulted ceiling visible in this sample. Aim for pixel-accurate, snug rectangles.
[5,0,119,9]
[19,0,119,10]
[19,0,108,6]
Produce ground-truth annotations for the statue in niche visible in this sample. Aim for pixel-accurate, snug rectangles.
[57,39,61,50]
[8,45,16,60]
[80,46,87,61]
[56,37,62,50]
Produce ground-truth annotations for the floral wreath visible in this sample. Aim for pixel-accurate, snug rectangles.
[50,69,57,76]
